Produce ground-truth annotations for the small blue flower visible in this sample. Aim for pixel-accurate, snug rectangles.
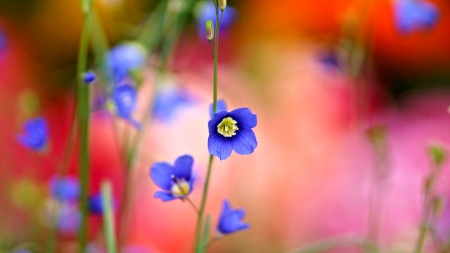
[17,116,49,151]
[196,2,237,38]
[209,99,227,119]
[217,199,249,235]
[112,84,140,128]
[88,192,116,215]
[83,71,96,84]
[393,0,439,34]
[208,108,257,160]
[152,86,194,122]
[106,43,146,85]
[50,176,80,202]
[56,202,81,234]
[150,155,195,202]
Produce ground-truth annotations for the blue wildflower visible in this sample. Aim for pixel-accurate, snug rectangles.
[112,84,140,128]
[209,99,227,119]
[56,202,81,234]
[150,155,195,202]
[217,199,249,235]
[88,192,116,215]
[83,71,96,84]
[152,86,194,122]
[196,1,237,38]
[106,42,146,85]
[393,0,439,34]
[50,176,80,202]
[17,116,49,151]
[208,108,257,160]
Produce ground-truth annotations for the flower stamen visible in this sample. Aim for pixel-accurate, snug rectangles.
[171,176,190,197]
[217,117,238,137]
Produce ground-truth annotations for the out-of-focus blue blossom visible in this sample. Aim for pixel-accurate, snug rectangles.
[195,1,237,38]
[393,0,439,34]
[152,86,195,122]
[50,176,80,202]
[83,71,96,84]
[317,50,343,72]
[17,116,49,151]
[112,84,141,128]
[0,31,7,55]
[106,43,146,85]
[88,192,116,215]
[208,108,257,160]
[217,199,249,235]
[56,202,81,235]
[209,99,227,119]
[150,155,195,202]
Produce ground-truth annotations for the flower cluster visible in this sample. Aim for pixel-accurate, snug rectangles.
[17,116,49,152]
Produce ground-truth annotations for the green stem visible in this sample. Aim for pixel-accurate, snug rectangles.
[101,180,118,253]
[287,236,375,253]
[76,1,94,252]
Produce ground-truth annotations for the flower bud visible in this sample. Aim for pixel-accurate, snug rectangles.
[205,20,214,41]
[218,0,227,11]
[428,144,446,168]
[431,196,445,218]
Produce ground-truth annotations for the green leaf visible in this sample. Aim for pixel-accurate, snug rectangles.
[198,215,211,253]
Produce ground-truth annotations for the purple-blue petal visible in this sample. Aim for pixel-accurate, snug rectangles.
[228,108,257,129]
[150,162,174,190]
[154,191,176,202]
[83,71,96,84]
[50,176,80,202]
[173,155,193,180]
[208,133,233,160]
[113,85,137,119]
[209,99,227,119]
[17,117,48,151]
[217,199,249,235]
[231,129,257,155]
[208,111,229,134]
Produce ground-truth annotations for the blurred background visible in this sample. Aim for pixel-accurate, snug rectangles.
[1,0,450,252]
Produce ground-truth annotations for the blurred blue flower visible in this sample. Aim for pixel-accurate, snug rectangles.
[50,176,80,202]
[106,43,146,85]
[56,202,81,234]
[17,116,49,151]
[152,86,194,122]
[217,199,249,235]
[150,155,194,202]
[208,108,257,160]
[196,1,237,38]
[0,31,7,54]
[112,84,141,128]
[88,192,116,215]
[209,99,227,119]
[393,0,439,34]
[83,71,96,84]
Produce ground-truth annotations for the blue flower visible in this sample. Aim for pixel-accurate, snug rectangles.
[56,202,81,234]
[112,84,140,128]
[88,192,116,215]
[83,71,96,84]
[17,116,49,151]
[393,0,439,34]
[217,199,249,235]
[50,176,80,202]
[208,108,257,160]
[106,43,146,85]
[150,155,195,202]
[196,1,237,38]
[209,99,227,119]
[152,86,194,122]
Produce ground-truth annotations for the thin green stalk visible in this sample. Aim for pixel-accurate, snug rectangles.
[287,236,375,253]
[101,180,118,253]
[194,3,220,252]
[76,0,94,252]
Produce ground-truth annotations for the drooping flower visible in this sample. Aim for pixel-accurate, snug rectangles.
[83,71,96,84]
[111,84,140,128]
[17,116,49,151]
[195,1,237,38]
[88,192,116,215]
[217,199,249,235]
[152,85,195,122]
[106,42,147,85]
[150,155,195,202]
[209,99,227,119]
[208,108,257,160]
[393,0,439,34]
[50,176,80,202]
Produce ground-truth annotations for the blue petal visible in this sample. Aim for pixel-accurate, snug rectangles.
[173,155,193,180]
[113,85,137,118]
[17,117,49,151]
[208,133,233,160]
[228,108,257,129]
[208,111,229,134]
[50,176,80,202]
[106,43,146,85]
[196,2,238,37]
[231,129,257,155]
[154,191,176,202]
[217,199,249,235]
[209,99,227,119]
[83,71,96,84]
[150,162,174,190]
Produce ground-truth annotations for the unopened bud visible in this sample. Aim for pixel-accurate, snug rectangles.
[218,0,227,11]
[428,144,446,168]
[424,176,433,194]
[205,20,214,41]
[431,196,445,218]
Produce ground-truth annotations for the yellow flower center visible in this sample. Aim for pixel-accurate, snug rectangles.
[171,178,190,197]
[217,117,239,137]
